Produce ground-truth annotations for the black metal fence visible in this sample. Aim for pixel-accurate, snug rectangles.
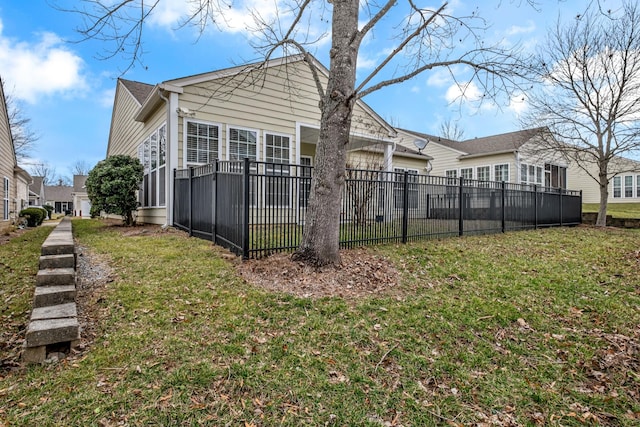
[173,159,582,258]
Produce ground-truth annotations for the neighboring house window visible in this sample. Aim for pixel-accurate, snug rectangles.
[138,123,167,208]
[476,166,490,182]
[520,163,545,187]
[637,175,640,198]
[613,176,621,198]
[445,170,458,179]
[228,127,258,161]
[3,177,8,221]
[494,164,509,182]
[394,168,418,209]
[186,121,219,165]
[624,175,633,198]
[460,168,473,180]
[545,163,567,189]
[264,132,291,207]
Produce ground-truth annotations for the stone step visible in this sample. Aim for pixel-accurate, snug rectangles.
[41,240,75,256]
[31,302,77,321]
[33,285,76,308]
[36,268,76,287]
[25,317,80,347]
[39,254,76,270]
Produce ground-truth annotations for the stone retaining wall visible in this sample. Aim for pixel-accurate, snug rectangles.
[23,218,80,363]
[582,212,640,228]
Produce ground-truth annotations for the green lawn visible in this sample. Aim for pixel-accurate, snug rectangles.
[583,202,640,218]
[1,220,639,426]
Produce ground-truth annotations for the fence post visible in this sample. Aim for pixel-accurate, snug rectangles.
[402,170,409,243]
[242,157,250,259]
[501,181,506,233]
[579,190,583,224]
[212,160,218,244]
[458,176,464,236]
[172,169,176,229]
[534,185,538,230]
[188,166,194,237]
[559,188,563,227]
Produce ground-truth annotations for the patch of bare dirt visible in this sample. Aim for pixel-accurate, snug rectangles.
[0,226,30,245]
[238,249,401,300]
[72,244,116,358]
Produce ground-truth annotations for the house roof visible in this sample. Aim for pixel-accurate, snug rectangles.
[399,127,548,159]
[73,175,88,192]
[29,176,44,195]
[119,78,154,105]
[44,185,73,202]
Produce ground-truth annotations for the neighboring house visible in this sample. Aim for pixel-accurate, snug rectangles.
[0,76,33,233]
[107,54,430,225]
[396,127,640,204]
[45,184,73,215]
[72,175,92,217]
[29,176,46,206]
[396,127,568,189]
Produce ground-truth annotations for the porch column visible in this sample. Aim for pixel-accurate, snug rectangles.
[384,142,394,172]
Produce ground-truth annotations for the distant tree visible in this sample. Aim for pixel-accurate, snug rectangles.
[29,162,57,185]
[439,119,466,141]
[70,160,93,176]
[85,155,144,225]
[4,88,40,161]
[524,1,640,227]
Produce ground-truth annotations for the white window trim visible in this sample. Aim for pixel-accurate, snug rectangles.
[226,125,260,161]
[460,167,474,180]
[263,130,294,165]
[613,176,622,198]
[476,165,491,182]
[493,163,510,183]
[183,119,222,166]
[3,176,10,221]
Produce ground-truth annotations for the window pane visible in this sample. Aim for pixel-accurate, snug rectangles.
[613,176,621,198]
[265,133,290,164]
[159,125,166,166]
[150,131,158,170]
[187,122,219,164]
[229,128,257,161]
[520,164,527,183]
[624,175,633,197]
[461,168,473,180]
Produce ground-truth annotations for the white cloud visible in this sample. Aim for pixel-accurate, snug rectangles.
[445,81,482,103]
[508,93,528,115]
[506,20,536,36]
[410,85,420,94]
[99,88,116,108]
[426,68,452,87]
[0,20,87,104]
[148,0,190,28]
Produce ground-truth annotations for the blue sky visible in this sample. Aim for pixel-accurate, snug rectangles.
[0,0,622,180]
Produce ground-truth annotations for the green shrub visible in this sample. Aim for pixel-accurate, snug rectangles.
[43,204,54,219]
[19,208,45,227]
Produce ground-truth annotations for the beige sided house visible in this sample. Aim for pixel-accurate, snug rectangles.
[0,77,32,233]
[107,55,431,225]
[72,175,91,218]
[396,127,571,190]
[397,127,640,205]
[29,176,46,206]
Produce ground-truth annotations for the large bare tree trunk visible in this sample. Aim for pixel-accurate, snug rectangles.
[293,0,359,266]
[596,169,609,227]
